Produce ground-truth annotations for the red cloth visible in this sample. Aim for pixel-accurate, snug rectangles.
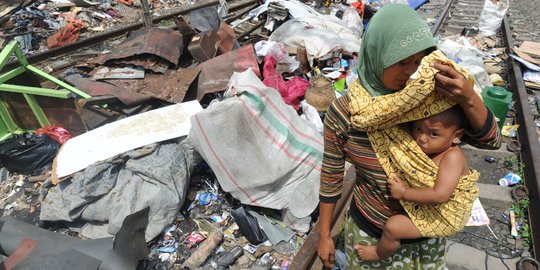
[352,1,365,17]
[47,20,85,49]
[262,56,309,110]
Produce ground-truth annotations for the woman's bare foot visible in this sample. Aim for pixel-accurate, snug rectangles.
[354,244,381,261]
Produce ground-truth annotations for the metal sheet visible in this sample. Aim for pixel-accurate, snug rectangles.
[65,76,152,106]
[105,68,200,104]
[140,68,199,103]
[93,27,184,68]
[105,55,170,74]
[217,22,239,54]
[197,45,260,100]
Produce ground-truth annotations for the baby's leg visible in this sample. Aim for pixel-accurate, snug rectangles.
[355,214,421,261]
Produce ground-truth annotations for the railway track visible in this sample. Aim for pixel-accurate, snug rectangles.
[3,0,261,71]
[423,0,540,265]
[426,0,540,260]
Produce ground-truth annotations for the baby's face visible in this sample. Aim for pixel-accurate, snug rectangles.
[411,118,460,155]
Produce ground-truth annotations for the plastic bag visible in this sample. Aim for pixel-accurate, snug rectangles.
[341,6,363,38]
[478,0,509,36]
[231,207,268,245]
[36,126,73,144]
[266,42,300,72]
[439,39,493,90]
[0,133,61,174]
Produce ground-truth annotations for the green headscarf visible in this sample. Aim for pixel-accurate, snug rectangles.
[358,4,437,96]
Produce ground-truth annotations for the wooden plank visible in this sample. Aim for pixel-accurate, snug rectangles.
[519,41,540,58]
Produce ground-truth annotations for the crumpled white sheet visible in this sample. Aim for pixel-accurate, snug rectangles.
[269,16,361,60]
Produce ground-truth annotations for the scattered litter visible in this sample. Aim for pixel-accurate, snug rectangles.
[484,155,496,163]
[498,172,522,187]
[467,198,490,226]
[509,209,519,237]
[502,124,519,137]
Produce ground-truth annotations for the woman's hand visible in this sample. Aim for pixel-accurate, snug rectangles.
[388,175,407,200]
[432,62,476,106]
[317,234,336,268]
[432,62,489,133]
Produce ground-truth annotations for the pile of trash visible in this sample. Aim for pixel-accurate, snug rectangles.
[1,0,539,268]
[0,0,202,54]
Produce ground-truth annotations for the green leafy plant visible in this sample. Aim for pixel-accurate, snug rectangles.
[503,156,532,249]
[512,199,527,218]
[517,162,526,181]
[505,155,518,169]
[512,198,531,248]
[521,223,532,247]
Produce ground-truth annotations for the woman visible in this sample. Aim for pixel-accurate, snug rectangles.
[317,4,501,269]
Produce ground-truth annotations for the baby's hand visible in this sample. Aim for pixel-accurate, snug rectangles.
[388,175,407,200]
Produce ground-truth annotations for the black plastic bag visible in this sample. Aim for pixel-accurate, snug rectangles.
[231,207,267,245]
[0,133,61,175]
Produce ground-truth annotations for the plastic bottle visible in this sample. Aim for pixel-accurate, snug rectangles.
[481,86,513,130]
[498,172,521,186]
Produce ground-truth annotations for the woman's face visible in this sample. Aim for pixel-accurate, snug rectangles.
[382,51,427,91]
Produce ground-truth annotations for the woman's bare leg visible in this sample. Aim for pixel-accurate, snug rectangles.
[355,214,422,261]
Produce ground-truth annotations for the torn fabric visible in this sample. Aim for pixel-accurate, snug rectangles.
[40,139,201,241]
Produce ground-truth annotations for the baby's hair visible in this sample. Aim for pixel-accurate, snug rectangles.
[430,105,467,129]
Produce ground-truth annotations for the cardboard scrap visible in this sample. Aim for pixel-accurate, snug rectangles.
[513,48,540,65]
[484,62,503,74]
[519,41,540,57]
[483,36,496,48]
[525,81,540,90]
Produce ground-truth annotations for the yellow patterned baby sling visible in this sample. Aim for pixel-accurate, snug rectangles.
[349,50,479,237]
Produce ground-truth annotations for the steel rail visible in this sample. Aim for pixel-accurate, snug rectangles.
[235,19,265,41]
[501,18,540,258]
[224,3,258,23]
[432,0,538,256]
[431,0,454,34]
[3,0,258,70]
[433,0,539,255]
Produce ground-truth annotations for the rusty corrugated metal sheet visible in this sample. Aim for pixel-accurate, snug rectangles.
[65,76,152,106]
[106,68,200,103]
[197,45,260,100]
[92,27,184,69]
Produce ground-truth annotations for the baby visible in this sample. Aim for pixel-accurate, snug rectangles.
[356,105,479,261]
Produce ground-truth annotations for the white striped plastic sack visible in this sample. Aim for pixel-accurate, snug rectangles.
[187,69,323,220]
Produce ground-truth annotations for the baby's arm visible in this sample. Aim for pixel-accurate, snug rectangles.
[389,150,466,204]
